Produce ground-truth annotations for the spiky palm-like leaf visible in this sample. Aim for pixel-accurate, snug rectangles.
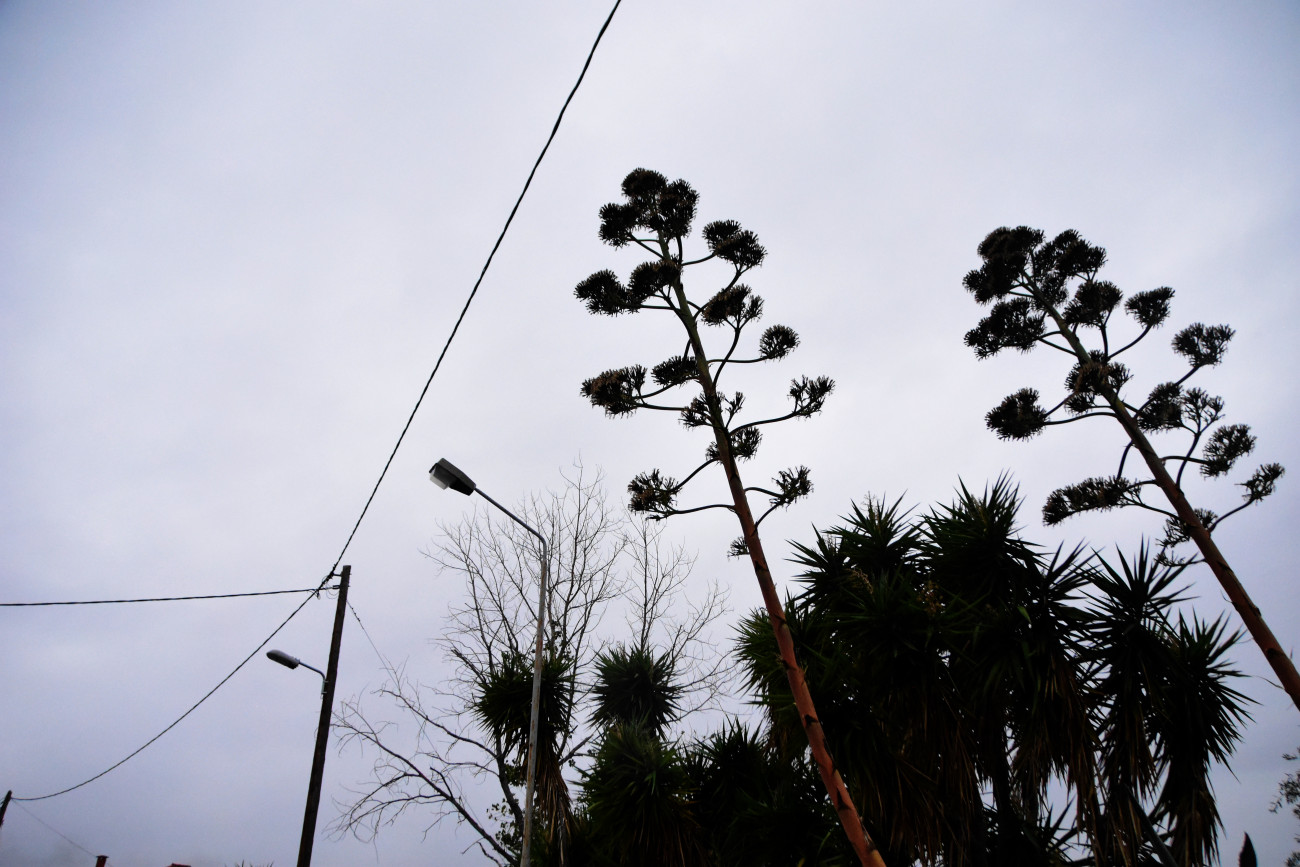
[684,723,848,867]
[590,644,683,738]
[472,651,576,853]
[579,724,708,867]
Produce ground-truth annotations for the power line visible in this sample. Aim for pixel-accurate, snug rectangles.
[1,587,321,607]
[9,800,99,858]
[327,0,624,576]
[347,598,396,677]
[7,0,625,807]
[12,577,331,802]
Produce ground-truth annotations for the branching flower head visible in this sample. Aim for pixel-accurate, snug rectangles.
[1173,323,1234,369]
[1160,508,1220,549]
[1125,287,1175,328]
[789,375,834,416]
[1242,463,1284,504]
[986,388,1049,440]
[703,219,766,270]
[581,365,647,417]
[758,325,799,360]
[575,270,632,316]
[628,470,679,516]
[706,427,762,463]
[1201,424,1256,478]
[599,169,699,245]
[628,259,681,304]
[965,297,1046,358]
[651,355,699,388]
[1063,279,1123,328]
[701,284,761,326]
[965,225,1045,302]
[1064,351,1131,413]
[1136,382,1185,431]
[679,393,711,428]
[1043,476,1144,525]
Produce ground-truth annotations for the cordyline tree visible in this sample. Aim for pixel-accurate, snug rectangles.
[962,225,1299,713]
[573,168,886,867]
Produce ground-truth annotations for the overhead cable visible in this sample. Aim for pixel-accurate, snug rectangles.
[1,587,322,607]
[9,801,99,858]
[12,578,331,801]
[327,0,624,576]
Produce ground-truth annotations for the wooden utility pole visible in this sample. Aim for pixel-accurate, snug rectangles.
[297,565,349,867]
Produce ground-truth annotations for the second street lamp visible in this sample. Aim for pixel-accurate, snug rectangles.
[430,458,549,867]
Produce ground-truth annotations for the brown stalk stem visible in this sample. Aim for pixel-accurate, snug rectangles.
[669,272,886,867]
[1047,306,1300,713]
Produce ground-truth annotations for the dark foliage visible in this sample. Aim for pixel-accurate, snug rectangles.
[590,645,683,738]
[986,388,1049,440]
[731,483,1250,867]
[1043,476,1144,525]
[959,225,1281,565]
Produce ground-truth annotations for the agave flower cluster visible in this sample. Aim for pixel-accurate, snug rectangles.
[963,225,1283,562]
[576,168,833,552]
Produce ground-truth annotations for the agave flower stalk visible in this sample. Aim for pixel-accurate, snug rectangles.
[963,226,1298,714]
[574,169,885,866]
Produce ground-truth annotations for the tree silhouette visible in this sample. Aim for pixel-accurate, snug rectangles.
[574,168,885,866]
[334,467,726,866]
[962,225,1299,714]
[735,481,1251,867]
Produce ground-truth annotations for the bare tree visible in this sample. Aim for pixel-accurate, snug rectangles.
[334,464,727,865]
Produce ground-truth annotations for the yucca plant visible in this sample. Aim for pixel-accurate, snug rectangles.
[573,168,882,865]
[474,650,577,862]
[1087,549,1252,866]
[735,482,1250,866]
[961,226,1297,714]
[590,644,683,738]
[684,722,846,867]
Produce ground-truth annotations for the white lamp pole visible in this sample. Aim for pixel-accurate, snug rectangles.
[430,458,549,867]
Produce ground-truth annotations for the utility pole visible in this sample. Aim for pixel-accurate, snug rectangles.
[0,790,10,830]
[297,565,349,867]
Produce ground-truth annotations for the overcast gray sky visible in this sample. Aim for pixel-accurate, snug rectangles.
[3,2,1299,865]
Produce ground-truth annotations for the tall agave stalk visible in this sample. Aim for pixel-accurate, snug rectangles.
[574,168,886,866]
[962,226,1298,713]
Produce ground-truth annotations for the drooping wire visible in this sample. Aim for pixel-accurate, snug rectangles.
[326,0,624,577]
[347,599,397,677]
[1,588,321,607]
[8,801,99,857]
[12,577,331,802]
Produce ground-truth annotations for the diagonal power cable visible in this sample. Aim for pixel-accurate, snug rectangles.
[327,0,623,576]
[7,0,623,806]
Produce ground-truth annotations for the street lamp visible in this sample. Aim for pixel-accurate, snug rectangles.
[265,565,351,867]
[267,650,325,685]
[430,458,549,867]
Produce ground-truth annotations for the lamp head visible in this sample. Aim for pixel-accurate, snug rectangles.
[429,458,476,496]
[266,649,301,670]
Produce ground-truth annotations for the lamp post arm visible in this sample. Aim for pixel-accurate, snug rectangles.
[298,661,326,682]
[474,488,547,551]
[474,487,549,867]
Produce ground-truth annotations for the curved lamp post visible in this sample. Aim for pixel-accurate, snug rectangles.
[267,650,325,684]
[266,565,350,867]
[430,458,549,867]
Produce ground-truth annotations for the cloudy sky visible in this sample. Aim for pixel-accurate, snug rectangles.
[2,1,1298,864]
